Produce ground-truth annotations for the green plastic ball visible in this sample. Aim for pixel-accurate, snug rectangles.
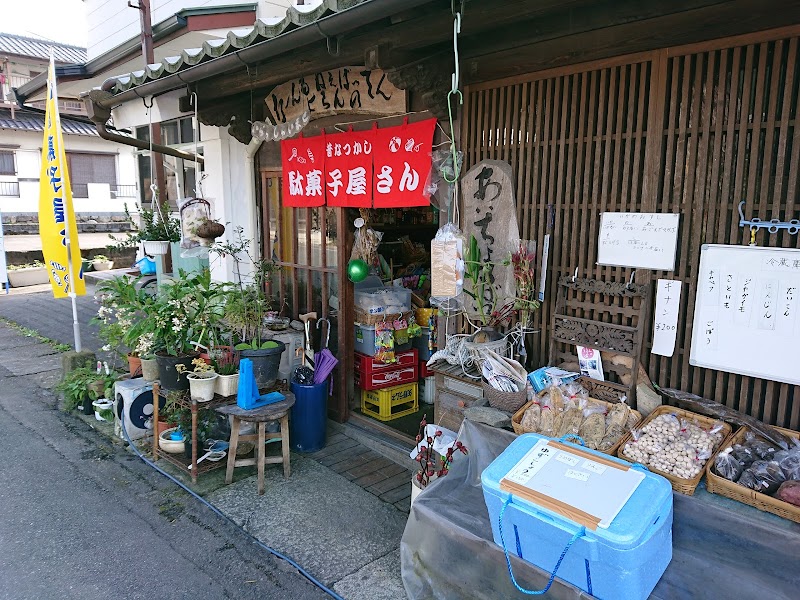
[347,259,369,283]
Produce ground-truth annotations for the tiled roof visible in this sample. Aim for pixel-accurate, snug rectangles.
[0,108,97,136]
[105,0,368,94]
[0,32,87,64]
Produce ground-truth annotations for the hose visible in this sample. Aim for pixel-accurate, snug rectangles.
[121,418,345,600]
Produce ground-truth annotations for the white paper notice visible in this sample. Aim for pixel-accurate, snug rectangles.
[576,346,604,380]
[652,279,683,357]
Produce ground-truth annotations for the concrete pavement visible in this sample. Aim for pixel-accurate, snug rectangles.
[0,285,415,600]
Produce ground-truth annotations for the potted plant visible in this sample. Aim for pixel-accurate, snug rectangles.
[161,401,216,459]
[176,358,219,402]
[110,199,181,256]
[411,415,468,505]
[212,350,240,397]
[212,227,285,389]
[6,261,49,287]
[55,362,121,416]
[92,254,114,271]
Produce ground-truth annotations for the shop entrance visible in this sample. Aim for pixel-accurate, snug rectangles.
[350,207,440,440]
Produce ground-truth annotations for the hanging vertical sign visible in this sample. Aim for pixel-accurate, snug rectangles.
[281,134,327,207]
[324,129,374,208]
[372,118,437,208]
[652,279,683,357]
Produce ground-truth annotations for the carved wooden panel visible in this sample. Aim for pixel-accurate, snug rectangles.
[557,275,650,298]
[552,316,636,355]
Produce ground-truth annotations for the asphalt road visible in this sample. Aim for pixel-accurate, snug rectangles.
[0,363,329,600]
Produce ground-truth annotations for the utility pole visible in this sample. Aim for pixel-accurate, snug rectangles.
[129,0,167,208]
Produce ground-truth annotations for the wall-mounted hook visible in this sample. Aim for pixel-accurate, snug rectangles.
[627,270,637,290]
[572,267,578,283]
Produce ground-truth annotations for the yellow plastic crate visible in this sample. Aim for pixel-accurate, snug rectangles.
[361,382,418,421]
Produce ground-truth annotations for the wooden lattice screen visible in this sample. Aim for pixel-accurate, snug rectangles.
[463,27,800,429]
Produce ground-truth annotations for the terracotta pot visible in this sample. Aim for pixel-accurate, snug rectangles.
[127,355,142,378]
[156,420,173,438]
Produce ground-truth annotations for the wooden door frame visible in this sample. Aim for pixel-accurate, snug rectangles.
[258,168,352,422]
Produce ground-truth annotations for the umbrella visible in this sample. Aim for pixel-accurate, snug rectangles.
[313,318,339,384]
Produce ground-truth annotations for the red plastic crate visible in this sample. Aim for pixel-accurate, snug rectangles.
[354,349,418,390]
[419,360,434,379]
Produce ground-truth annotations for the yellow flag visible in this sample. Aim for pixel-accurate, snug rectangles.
[38,56,85,298]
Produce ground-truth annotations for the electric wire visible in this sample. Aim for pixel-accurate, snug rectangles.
[120,418,345,600]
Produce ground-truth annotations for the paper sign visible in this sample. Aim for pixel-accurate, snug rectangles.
[576,346,604,380]
[582,460,607,475]
[564,469,590,482]
[502,440,555,486]
[652,279,683,357]
[555,452,580,467]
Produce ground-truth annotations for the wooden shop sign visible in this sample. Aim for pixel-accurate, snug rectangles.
[266,67,406,124]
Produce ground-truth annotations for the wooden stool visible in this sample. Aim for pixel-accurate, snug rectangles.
[216,395,295,495]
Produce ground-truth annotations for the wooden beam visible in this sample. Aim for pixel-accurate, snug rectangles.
[464,0,800,85]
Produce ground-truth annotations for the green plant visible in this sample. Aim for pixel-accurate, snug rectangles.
[93,254,110,262]
[463,234,499,326]
[55,364,100,411]
[212,350,239,375]
[0,317,71,351]
[7,260,45,271]
[93,276,155,365]
[110,200,181,249]
[211,226,280,348]
[161,396,216,442]
[175,357,215,375]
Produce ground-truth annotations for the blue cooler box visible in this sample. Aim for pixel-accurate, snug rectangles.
[481,433,673,600]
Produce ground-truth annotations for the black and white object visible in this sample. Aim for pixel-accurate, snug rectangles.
[114,379,161,441]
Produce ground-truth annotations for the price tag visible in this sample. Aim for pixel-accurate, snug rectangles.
[555,452,580,467]
[564,469,590,482]
[581,460,607,475]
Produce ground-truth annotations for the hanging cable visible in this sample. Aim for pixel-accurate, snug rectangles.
[144,96,168,234]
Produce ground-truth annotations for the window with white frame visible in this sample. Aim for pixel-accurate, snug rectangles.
[135,116,203,206]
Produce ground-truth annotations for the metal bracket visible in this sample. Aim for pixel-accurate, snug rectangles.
[738,200,800,235]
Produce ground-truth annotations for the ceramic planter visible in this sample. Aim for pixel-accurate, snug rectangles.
[92,398,113,422]
[155,353,198,391]
[140,358,159,382]
[142,240,170,256]
[215,373,239,397]
[159,427,185,454]
[127,355,142,378]
[7,267,49,287]
[240,341,285,389]
[187,371,218,402]
[92,260,114,271]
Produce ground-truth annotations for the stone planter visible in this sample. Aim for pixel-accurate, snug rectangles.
[92,260,114,271]
[140,358,159,382]
[215,373,239,397]
[187,371,218,402]
[142,240,170,256]
[7,267,49,287]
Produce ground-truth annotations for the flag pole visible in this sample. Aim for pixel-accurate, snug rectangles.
[49,51,82,352]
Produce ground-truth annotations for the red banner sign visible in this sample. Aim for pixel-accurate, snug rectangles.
[280,118,437,208]
[324,129,374,207]
[281,134,327,207]
[372,118,436,208]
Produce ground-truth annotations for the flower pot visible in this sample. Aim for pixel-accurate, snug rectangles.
[7,267,49,287]
[92,398,113,421]
[140,358,159,382]
[215,373,239,397]
[127,354,142,378]
[240,342,285,389]
[155,353,198,391]
[142,240,170,256]
[199,345,234,365]
[92,260,114,271]
[159,427,186,454]
[156,419,173,438]
[187,371,218,402]
[410,475,437,506]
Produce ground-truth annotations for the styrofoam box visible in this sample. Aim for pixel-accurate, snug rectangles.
[482,433,673,600]
[355,286,412,314]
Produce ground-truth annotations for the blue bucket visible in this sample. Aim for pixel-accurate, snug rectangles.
[136,256,156,275]
[289,380,328,452]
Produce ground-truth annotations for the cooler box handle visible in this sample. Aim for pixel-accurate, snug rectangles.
[498,495,588,596]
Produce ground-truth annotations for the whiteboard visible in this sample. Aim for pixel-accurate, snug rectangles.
[598,212,680,270]
[690,244,800,385]
[501,439,644,528]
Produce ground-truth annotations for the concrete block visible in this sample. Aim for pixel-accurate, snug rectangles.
[61,351,97,376]
[464,406,512,428]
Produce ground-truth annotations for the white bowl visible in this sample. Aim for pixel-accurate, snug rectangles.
[159,427,186,454]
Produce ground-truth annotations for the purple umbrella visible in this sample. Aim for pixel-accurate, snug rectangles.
[313,319,338,385]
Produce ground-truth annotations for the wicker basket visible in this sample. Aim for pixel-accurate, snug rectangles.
[616,405,733,496]
[463,336,511,367]
[511,397,642,456]
[705,425,800,523]
[354,308,413,326]
[482,380,527,413]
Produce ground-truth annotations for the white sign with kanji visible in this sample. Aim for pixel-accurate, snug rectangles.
[652,279,682,357]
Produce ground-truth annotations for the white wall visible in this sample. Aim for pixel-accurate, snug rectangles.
[0,128,137,214]
[85,0,294,61]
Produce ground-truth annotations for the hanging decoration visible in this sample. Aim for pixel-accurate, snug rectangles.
[281,133,327,207]
[279,118,436,208]
[324,129,374,208]
[251,110,311,143]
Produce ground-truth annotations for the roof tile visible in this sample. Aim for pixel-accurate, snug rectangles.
[0,32,86,64]
[0,108,97,136]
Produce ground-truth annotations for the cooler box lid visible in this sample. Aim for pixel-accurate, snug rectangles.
[482,433,672,549]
